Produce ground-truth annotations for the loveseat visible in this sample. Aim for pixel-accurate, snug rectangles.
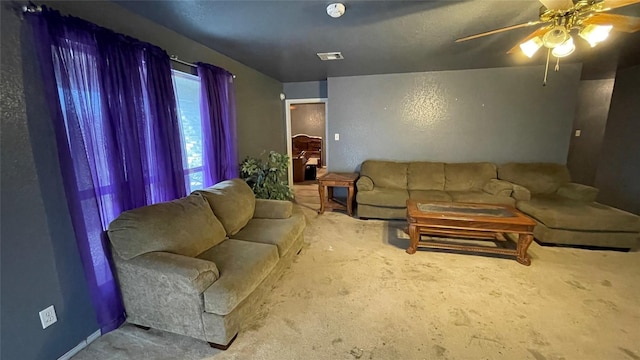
[107,179,305,349]
[356,160,515,219]
[498,163,640,249]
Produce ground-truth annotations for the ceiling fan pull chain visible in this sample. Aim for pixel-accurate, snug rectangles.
[543,48,551,86]
[555,56,560,72]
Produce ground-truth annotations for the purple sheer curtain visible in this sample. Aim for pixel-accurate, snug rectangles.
[27,7,186,333]
[197,63,238,187]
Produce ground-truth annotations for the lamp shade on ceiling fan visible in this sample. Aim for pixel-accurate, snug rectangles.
[542,25,570,48]
[519,36,544,57]
[579,24,613,47]
[552,37,576,57]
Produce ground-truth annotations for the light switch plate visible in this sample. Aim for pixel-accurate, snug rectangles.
[334,133,339,141]
[575,129,581,137]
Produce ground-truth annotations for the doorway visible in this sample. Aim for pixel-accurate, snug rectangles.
[285,98,328,186]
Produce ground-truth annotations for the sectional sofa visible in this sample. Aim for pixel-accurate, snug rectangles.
[356,161,516,219]
[107,179,305,348]
[356,160,640,249]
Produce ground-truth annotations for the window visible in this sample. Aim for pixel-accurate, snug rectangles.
[172,70,204,193]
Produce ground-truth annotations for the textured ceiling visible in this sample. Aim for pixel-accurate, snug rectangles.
[116,0,640,82]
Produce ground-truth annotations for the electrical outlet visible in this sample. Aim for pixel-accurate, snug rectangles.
[39,305,57,329]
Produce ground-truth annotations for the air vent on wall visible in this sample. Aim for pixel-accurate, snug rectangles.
[317,52,344,61]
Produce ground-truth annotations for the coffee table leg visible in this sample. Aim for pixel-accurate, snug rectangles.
[406,224,419,254]
[516,233,534,266]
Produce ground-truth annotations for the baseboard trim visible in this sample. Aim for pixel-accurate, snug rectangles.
[58,329,101,360]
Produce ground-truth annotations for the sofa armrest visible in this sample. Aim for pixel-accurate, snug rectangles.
[511,184,531,201]
[557,182,599,202]
[253,198,293,219]
[356,176,374,191]
[122,252,220,293]
[482,179,513,197]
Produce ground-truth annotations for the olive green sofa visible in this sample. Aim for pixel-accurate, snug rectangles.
[107,179,305,348]
[498,163,640,249]
[356,160,516,220]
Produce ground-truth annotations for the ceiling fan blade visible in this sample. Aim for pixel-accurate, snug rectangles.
[598,0,640,10]
[455,21,542,42]
[584,13,640,32]
[539,0,574,10]
[506,26,552,54]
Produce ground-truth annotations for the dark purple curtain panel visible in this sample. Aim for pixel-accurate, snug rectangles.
[197,63,238,187]
[27,7,186,333]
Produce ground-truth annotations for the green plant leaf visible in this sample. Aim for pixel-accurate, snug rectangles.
[239,151,293,200]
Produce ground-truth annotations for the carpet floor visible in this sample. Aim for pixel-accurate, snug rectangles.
[72,185,640,360]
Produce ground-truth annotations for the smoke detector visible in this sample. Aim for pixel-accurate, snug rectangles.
[326,3,345,18]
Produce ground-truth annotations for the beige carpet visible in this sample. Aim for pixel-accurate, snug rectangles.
[73,186,640,360]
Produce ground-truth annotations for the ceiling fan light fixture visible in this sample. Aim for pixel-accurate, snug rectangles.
[520,36,544,57]
[542,25,570,48]
[579,24,613,47]
[552,36,576,57]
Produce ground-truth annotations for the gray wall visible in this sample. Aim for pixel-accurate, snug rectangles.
[326,65,582,172]
[1,6,98,360]
[566,79,614,185]
[45,0,286,159]
[291,103,326,138]
[284,81,328,99]
[594,65,640,215]
[1,1,287,359]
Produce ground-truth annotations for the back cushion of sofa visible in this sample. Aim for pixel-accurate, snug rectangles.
[407,162,445,190]
[361,160,408,189]
[498,163,570,195]
[107,193,227,260]
[444,162,497,191]
[195,178,256,236]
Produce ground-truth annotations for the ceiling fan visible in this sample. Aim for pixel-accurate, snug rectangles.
[455,0,640,83]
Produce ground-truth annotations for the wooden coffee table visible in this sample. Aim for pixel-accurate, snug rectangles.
[406,200,536,266]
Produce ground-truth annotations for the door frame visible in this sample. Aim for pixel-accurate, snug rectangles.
[285,98,328,186]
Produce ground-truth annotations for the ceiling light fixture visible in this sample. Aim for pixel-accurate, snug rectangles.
[326,3,346,18]
[578,24,613,47]
[519,36,544,58]
[551,37,575,57]
[542,25,570,48]
[455,0,640,85]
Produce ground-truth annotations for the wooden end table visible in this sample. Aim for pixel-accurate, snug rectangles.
[406,200,536,266]
[318,172,359,216]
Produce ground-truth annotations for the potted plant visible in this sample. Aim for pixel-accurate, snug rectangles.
[240,151,294,200]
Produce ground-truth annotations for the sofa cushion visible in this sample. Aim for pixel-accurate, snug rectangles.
[199,239,279,316]
[195,179,256,236]
[253,199,293,219]
[360,160,408,189]
[482,179,513,197]
[356,187,409,207]
[407,162,445,191]
[107,194,227,260]
[498,163,570,195]
[448,191,516,206]
[444,162,497,191]
[517,195,640,232]
[556,183,599,202]
[232,213,305,257]
[409,190,452,202]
